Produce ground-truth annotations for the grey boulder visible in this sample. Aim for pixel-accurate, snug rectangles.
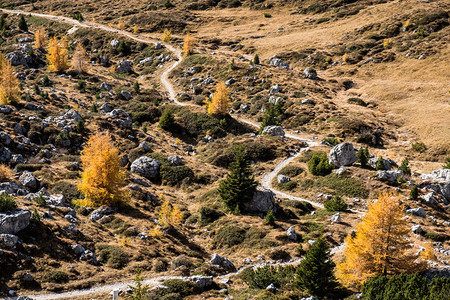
[262,126,285,137]
[277,175,290,183]
[377,170,403,183]
[168,155,184,166]
[406,207,426,218]
[0,233,19,248]
[243,188,277,213]
[286,226,297,241]
[130,156,161,180]
[0,210,31,234]
[328,142,357,167]
[210,253,235,270]
[19,171,38,190]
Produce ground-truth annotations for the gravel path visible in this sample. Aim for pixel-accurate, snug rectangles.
[0,8,346,299]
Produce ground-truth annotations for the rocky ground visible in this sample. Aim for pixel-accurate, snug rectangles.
[0,0,449,299]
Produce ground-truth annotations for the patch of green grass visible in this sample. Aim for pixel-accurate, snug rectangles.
[96,244,129,269]
[44,270,69,283]
[315,174,368,198]
[279,165,304,177]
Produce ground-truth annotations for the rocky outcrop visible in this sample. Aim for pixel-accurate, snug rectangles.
[0,233,19,248]
[328,143,357,167]
[303,67,317,79]
[243,188,277,213]
[116,60,132,73]
[19,171,38,190]
[168,155,184,166]
[277,174,290,183]
[262,126,285,137]
[286,226,297,241]
[368,157,397,170]
[419,169,450,202]
[0,210,31,234]
[210,253,235,270]
[130,156,161,180]
[406,207,426,218]
[377,170,404,183]
[270,58,290,69]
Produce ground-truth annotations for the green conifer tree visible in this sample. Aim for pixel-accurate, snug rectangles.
[258,101,284,134]
[375,156,385,170]
[399,158,411,175]
[357,147,368,167]
[265,209,275,225]
[218,145,257,213]
[295,236,338,297]
[254,54,260,65]
[159,110,175,130]
[18,15,28,31]
[410,185,418,200]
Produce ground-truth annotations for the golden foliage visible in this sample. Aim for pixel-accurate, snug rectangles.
[133,25,139,34]
[158,196,182,228]
[162,29,172,42]
[119,236,131,247]
[34,27,47,50]
[420,242,436,261]
[71,42,88,73]
[47,36,69,72]
[383,38,392,48]
[0,55,21,105]
[183,32,195,57]
[342,53,348,63]
[0,164,13,181]
[206,82,230,115]
[336,192,424,287]
[117,21,125,30]
[404,19,410,29]
[77,133,127,208]
[149,225,163,238]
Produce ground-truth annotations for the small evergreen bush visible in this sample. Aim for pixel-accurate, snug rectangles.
[0,194,17,212]
[324,196,348,212]
[308,153,333,176]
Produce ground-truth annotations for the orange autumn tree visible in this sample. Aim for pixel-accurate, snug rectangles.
[34,27,47,50]
[71,42,88,73]
[206,82,230,115]
[47,36,69,72]
[0,54,21,105]
[336,192,424,287]
[162,29,172,42]
[77,133,127,207]
[158,195,182,228]
[183,32,195,57]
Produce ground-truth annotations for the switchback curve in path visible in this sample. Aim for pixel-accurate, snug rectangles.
[0,8,343,299]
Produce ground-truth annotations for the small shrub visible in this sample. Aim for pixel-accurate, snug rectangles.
[278,180,298,191]
[213,225,246,248]
[198,206,223,225]
[265,209,276,225]
[240,265,296,289]
[398,158,411,175]
[153,259,167,272]
[159,110,175,130]
[267,248,290,260]
[410,185,418,200]
[264,13,272,18]
[171,255,194,269]
[308,153,333,176]
[279,165,303,177]
[357,147,369,167]
[35,193,47,206]
[324,196,348,212]
[412,142,427,153]
[315,174,368,198]
[44,270,69,283]
[160,165,194,186]
[163,0,175,9]
[375,156,385,171]
[322,137,340,146]
[424,231,448,242]
[162,279,199,297]
[443,158,450,169]
[0,194,17,212]
[96,244,129,269]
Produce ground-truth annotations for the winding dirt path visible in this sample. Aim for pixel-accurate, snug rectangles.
[0,8,344,299]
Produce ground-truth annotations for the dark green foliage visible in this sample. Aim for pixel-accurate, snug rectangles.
[322,137,340,146]
[133,81,140,93]
[0,15,6,32]
[31,208,40,223]
[278,180,298,191]
[159,110,175,130]
[76,119,85,133]
[254,54,260,65]
[357,147,369,167]
[127,269,149,300]
[264,13,272,18]
[214,225,246,248]
[410,185,419,200]
[160,165,194,186]
[324,196,348,212]
[118,40,130,56]
[96,244,129,269]
[412,142,427,153]
[308,153,334,176]
[42,76,51,87]
[198,207,223,225]
[258,101,284,134]
[90,103,98,112]
[230,58,236,70]
[279,165,303,177]
[44,270,69,283]
[51,181,82,202]
[218,145,257,212]
[294,236,337,297]
[35,193,47,206]
[361,273,450,300]
[347,97,367,106]
[18,15,28,31]
[0,194,17,212]
[72,11,84,22]
[424,231,449,242]
[163,0,175,9]
[443,157,450,169]
[375,156,385,171]
[399,158,411,175]
[76,80,86,92]
[163,279,199,297]
[264,209,276,225]
[240,265,296,289]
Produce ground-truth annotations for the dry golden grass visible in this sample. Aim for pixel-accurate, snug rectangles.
[0,164,13,181]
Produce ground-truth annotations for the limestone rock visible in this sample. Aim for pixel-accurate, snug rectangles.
[130,156,161,180]
[406,207,426,218]
[168,155,184,166]
[243,188,277,213]
[0,233,19,248]
[286,226,297,241]
[210,253,235,270]
[377,170,404,183]
[328,143,357,167]
[262,126,285,137]
[0,210,31,234]
[19,171,38,190]
[330,213,341,223]
[303,67,317,79]
[277,175,290,184]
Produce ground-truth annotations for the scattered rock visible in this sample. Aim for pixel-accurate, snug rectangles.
[155,42,162,50]
[120,90,132,100]
[406,207,426,218]
[116,60,132,73]
[277,174,290,184]
[286,226,297,241]
[110,39,120,48]
[100,82,113,91]
[0,210,31,234]
[368,157,397,170]
[19,171,38,190]
[411,225,423,234]
[0,182,19,195]
[90,206,116,222]
[328,142,357,167]
[419,169,450,202]
[71,244,86,256]
[303,67,317,79]
[210,253,235,270]
[6,51,33,67]
[262,125,285,137]
[225,78,236,86]
[270,58,290,69]
[47,194,67,207]
[188,275,213,290]
[266,283,278,293]
[330,213,341,223]
[377,170,404,183]
[301,98,315,105]
[244,188,277,213]
[130,156,161,180]
[0,147,12,163]
[138,141,152,152]
[0,233,19,248]
[422,192,437,205]
[269,84,281,94]
[168,155,184,166]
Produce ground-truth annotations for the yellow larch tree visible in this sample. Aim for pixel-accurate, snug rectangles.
[77,133,127,208]
[206,82,230,115]
[158,195,182,228]
[0,55,21,105]
[47,36,69,72]
[162,29,172,42]
[71,42,88,73]
[183,32,195,57]
[34,27,47,50]
[336,192,425,287]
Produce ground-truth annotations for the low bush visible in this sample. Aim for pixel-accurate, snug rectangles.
[163,279,199,297]
[347,97,367,106]
[44,270,69,283]
[51,181,82,202]
[424,231,449,242]
[322,137,340,146]
[96,244,129,269]
[160,165,194,186]
[213,225,246,248]
[278,180,298,191]
[412,141,427,153]
[198,207,223,225]
[279,165,304,177]
[308,153,334,176]
[153,259,167,272]
[240,265,296,289]
[282,200,314,214]
[324,196,348,212]
[267,248,290,260]
[315,174,368,198]
[171,255,194,269]
[0,194,17,212]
